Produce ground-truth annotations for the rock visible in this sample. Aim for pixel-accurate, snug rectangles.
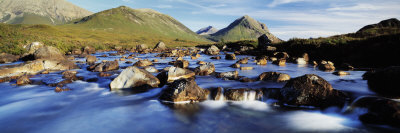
[166,67,195,83]
[25,42,44,54]
[340,63,354,71]
[110,66,160,91]
[88,60,119,72]
[174,60,189,68]
[197,61,206,65]
[119,58,125,61]
[205,45,220,55]
[154,42,166,51]
[256,58,267,65]
[0,53,19,63]
[280,74,348,108]
[134,59,153,67]
[296,58,307,65]
[230,63,240,68]
[152,59,158,62]
[83,46,96,55]
[99,72,112,77]
[33,46,65,60]
[101,54,108,57]
[225,54,236,60]
[348,96,400,127]
[258,72,291,82]
[333,71,350,76]
[86,55,97,65]
[258,34,272,49]
[266,46,277,52]
[240,67,253,70]
[224,89,263,101]
[114,46,123,51]
[274,52,289,60]
[71,49,82,55]
[125,61,133,64]
[210,56,221,60]
[273,59,286,66]
[62,71,79,81]
[240,77,257,82]
[54,87,71,93]
[363,66,400,97]
[236,58,248,64]
[136,44,148,51]
[194,62,215,76]
[301,53,309,62]
[192,54,201,58]
[144,66,158,73]
[318,61,335,71]
[159,78,208,103]
[0,59,78,78]
[208,87,225,101]
[217,71,239,80]
[191,56,197,60]
[16,75,31,86]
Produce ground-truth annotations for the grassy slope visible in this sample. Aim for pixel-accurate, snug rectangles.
[0,7,210,55]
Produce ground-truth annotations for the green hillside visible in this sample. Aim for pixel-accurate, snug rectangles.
[0,6,210,55]
[209,15,281,43]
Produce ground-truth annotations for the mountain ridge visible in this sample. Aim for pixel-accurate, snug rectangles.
[196,26,219,35]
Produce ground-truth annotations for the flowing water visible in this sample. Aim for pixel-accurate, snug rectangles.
[0,51,398,133]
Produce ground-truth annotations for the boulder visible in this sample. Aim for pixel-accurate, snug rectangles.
[134,59,153,67]
[174,60,189,68]
[0,53,19,63]
[236,58,248,64]
[273,59,286,66]
[71,49,82,55]
[197,61,206,65]
[88,60,119,72]
[194,62,215,76]
[33,46,65,60]
[144,66,158,73]
[166,67,195,83]
[274,52,289,60]
[99,72,112,77]
[258,34,272,49]
[54,87,71,93]
[208,87,225,101]
[348,96,400,127]
[16,75,31,86]
[205,45,220,55]
[363,66,400,97]
[258,72,290,82]
[159,78,208,103]
[225,54,236,60]
[224,89,263,101]
[217,71,239,80]
[136,44,148,51]
[296,58,307,65]
[83,46,95,55]
[0,59,78,78]
[256,58,267,65]
[25,42,44,54]
[110,66,160,91]
[318,61,335,71]
[62,71,79,81]
[280,74,348,108]
[86,55,97,65]
[154,42,166,51]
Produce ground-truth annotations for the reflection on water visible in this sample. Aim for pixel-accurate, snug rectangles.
[0,51,398,133]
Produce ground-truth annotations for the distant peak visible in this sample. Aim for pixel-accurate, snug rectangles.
[136,8,161,14]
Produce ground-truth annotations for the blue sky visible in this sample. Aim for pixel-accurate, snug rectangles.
[68,0,400,40]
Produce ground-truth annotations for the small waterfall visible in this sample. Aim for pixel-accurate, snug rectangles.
[218,88,224,101]
[243,91,248,101]
[248,91,256,101]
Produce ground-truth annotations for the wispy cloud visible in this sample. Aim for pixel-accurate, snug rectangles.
[155,5,173,9]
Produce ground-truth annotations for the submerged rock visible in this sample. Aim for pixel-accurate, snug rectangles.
[280,74,348,108]
[318,61,335,71]
[110,66,160,91]
[333,71,350,76]
[258,72,290,82]
[230,63,240,68]
[205,45,220,55]
[363,66,400,97]
[194,62,215,76]
[88,60,119,72]
[134,59,153,67]
[236,58,248,64]
[159,78,208,103]
[348,96,400,127]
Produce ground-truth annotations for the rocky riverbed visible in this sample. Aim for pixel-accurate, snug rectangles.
[0,43,399,133]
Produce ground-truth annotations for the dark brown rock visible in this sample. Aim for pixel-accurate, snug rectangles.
[159,78,209,103]
[88,60,119,72]
[258,72,290,82]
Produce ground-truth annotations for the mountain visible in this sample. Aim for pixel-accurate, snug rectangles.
[196,26,219,35]
[71,6,207,42]
[0,0,92,25]
[353,18,400,38]
[208,15,281,43]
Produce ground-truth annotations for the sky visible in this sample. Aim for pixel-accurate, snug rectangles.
[68,0,400,40]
